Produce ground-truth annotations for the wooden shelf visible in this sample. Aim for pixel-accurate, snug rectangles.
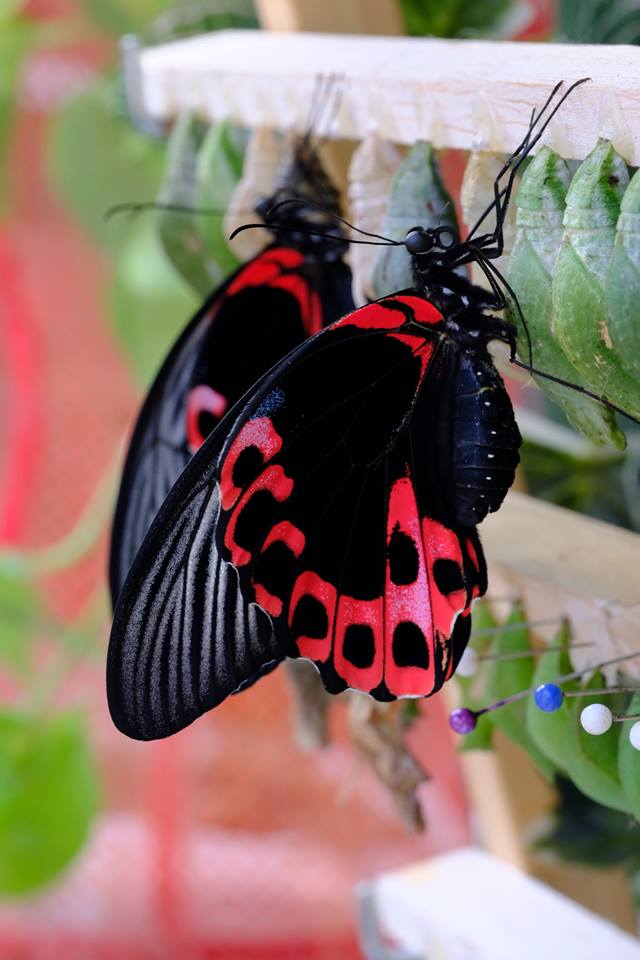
[133,30,640,160]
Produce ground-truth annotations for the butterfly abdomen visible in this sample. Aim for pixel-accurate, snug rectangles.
[452,351,521,527]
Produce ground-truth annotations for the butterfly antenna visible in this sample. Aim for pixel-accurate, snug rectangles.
[228,220,398,246]
[103,200,251,221]
[267,196,399,244]
[467,78,590,242]
[300,73,330,147]
[317,73,345,145]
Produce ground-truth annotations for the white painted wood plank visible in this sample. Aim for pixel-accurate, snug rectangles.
[137,30,640,160]
[372,849,640,960]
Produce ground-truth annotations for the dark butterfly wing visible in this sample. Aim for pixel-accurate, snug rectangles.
[108,294,487,740]
[109,245,353,604]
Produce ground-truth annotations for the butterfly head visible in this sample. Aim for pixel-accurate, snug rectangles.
[404,226,457,258]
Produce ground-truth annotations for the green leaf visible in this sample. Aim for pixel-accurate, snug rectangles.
[0,573,39,676]
[0,710,98,895]
[48,78,165,251]
[108,215,198,387]
[527,631,629,812]
[574,671,623,785]
[618,691,640,819]
[484,605,555,779]
[527,628,581,771]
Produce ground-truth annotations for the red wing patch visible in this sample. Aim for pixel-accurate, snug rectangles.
[383,474,436,697]
[186,385,228,453]
[338,294,443,332]
[333,596,384,692]
[220,418,284,511]
[224,465,294,566]
[226,247,322,336]
[288,571,336,663]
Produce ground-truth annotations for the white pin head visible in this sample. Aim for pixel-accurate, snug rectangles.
[456,647,479,678]
[629,721,640,751]
[580,703,613,736]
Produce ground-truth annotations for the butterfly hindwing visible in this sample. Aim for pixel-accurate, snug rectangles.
[109,245,351,604]
[108,294,487,738]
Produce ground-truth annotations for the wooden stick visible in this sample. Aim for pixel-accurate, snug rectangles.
[137,31,640,160]
[482,492,640,607]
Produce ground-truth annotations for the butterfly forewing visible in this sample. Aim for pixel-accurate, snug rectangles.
[217,296,489,694]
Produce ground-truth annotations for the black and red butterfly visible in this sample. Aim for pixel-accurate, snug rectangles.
[108,80,597,740]
[109,134,354,605]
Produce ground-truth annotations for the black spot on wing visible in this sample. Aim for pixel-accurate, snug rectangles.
[290,594,329,640]
[388,527,419,585]
[343,623,376,669]
[233,490,281,555]
[392,621,430,669]
[252,541,297,599]
[432,558,465,596]
[232,445,265,489]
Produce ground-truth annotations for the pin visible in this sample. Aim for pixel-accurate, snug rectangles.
[450,649,640,746]
[455,616,588,679]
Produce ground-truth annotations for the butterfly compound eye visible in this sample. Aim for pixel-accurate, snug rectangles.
[404,227,434,255]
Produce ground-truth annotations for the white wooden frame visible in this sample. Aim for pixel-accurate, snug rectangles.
[132,30,640,161]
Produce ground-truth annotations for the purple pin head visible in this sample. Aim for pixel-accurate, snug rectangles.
[449,707,477,735]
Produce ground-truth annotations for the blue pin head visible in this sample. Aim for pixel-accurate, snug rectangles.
[534,683,565,712]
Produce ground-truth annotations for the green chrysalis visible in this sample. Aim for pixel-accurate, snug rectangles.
[156,112,212,297]
[157,115,246,297]
[606,167,640,383]
[195,120,246,283]
[553,139,640,421]
[507,145,626,449]
[371,141,458,298]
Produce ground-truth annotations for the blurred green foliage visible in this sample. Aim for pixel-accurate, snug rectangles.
[108,215,198,384]
[48,78,166,253]
[556,0,640,43]
[519,432,638,531]
[0,710,97,895]
[0,1,33,209]
[0,565,105,896]
[0,573,40,678]
[83,0,256,37]
[398,0,510,37]
[536,776,640,869]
